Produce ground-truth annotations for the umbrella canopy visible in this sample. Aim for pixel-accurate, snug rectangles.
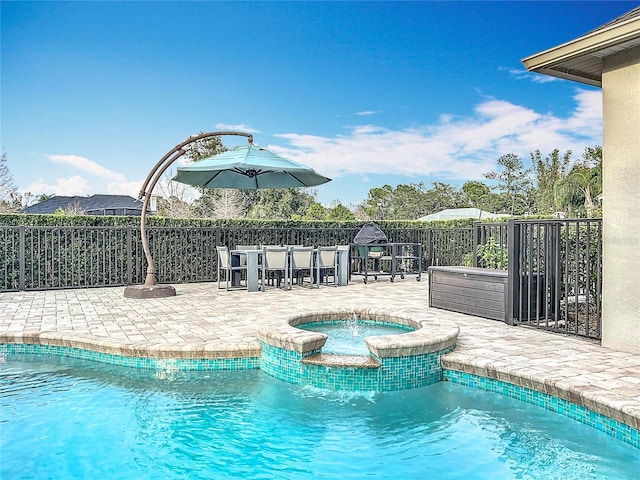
[172,143,331,190]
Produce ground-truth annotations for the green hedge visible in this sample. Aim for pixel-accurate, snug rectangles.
[0,213,476,229]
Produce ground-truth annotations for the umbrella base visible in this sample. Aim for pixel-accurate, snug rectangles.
[124,284,177,299]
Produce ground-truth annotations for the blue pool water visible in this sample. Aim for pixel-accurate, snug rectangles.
[1,355,638,479]
[300,320,413,355]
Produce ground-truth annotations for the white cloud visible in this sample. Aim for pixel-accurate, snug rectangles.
[47,154,123,180]
[356,110,380,116]
[24,175,92,196]
[504,66,558,84]
[26,154,144,198]
[271,89,602,181]
[214,123,260,133]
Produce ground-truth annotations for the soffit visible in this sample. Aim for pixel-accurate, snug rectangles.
[521,8,640,87]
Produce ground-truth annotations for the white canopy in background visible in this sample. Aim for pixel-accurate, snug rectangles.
[418,208,510,221]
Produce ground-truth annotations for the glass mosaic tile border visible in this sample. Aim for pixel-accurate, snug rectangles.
[259,341,454,391]
[443,369,639,449]
[0,343,260,371]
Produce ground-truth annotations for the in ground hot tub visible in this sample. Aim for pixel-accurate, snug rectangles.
[256,309,459,391]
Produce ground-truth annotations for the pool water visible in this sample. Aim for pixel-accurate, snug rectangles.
[1,355,638,479]
[300,320,413,355]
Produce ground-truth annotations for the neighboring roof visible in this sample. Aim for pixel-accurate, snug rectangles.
[521,7,640,86]
[23,194,146,215]
[418,208,510,222]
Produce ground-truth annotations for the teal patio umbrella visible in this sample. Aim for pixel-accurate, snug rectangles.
[172,143,331,190]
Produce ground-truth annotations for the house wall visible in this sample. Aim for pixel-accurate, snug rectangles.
[602,45,640,354]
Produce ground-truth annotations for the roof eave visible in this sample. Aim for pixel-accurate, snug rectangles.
[530,68,602,87]
[522,15,640,85]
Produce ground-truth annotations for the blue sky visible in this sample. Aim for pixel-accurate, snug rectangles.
[1,1,636,209]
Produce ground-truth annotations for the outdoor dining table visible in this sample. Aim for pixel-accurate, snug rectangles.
[230,246,350,292]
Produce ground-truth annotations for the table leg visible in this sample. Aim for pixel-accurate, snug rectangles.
[246,251,260,292]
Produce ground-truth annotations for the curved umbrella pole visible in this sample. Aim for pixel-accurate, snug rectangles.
[124,131,253,298]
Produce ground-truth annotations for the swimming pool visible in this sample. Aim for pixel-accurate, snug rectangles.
[2,354,638,479]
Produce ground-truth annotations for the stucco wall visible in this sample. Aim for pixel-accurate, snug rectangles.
[602,45,640,354]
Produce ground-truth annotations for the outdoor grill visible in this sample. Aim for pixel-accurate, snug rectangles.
[351,223,422,283]
[353,222,388,246]
[352,222,388,273]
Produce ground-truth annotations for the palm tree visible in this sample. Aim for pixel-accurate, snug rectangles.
[555,162,602,217]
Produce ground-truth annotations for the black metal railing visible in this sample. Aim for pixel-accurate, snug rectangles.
[506,219,602,339]
[464,219,602,340]
[1,225,470,291]
[0,221,602,340]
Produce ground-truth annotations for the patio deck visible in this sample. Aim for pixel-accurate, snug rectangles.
[1,278,638,433]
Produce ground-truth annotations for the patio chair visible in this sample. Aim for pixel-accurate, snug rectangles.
[217,246,248,290]
[261,246,291,290]
[289,246,315,288]
[316,246,338,287]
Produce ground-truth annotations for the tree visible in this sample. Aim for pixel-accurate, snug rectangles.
[484,153,532,215]
[153,133,228,218]
[460,180,506,213]
[531,149,572,214]
[352,203,371,221]
[326,202,356,221]
[392,182,431,219]
[362,181,467,220]
[52,199,85,216]
[155,168,196,218]
[192,188,248,219]
[555,146,602,217]
[362,185,394,219]
[156,195,193,218]
[182,135,226,161]
[303,203,328,220]
[0,151,21,213]
[422,181,464,215]
[461,181,491,207]
[245,188,316,219]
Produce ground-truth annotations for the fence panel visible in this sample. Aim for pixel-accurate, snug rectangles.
[473,222,509,269]
[145,227,220,284]
[429,228,473,267]
[508,219,602,340]
[0,227,132,290]
[0,227,21,291]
